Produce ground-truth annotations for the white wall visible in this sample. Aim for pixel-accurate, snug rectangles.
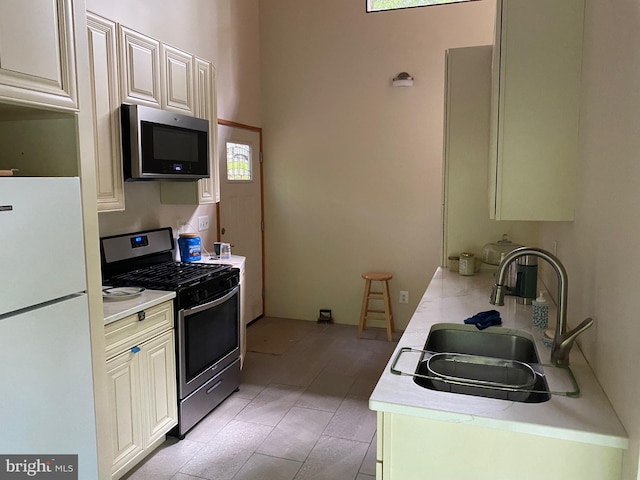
[260,0,496,327]
[538,0,640,477]
[88,0,261,245]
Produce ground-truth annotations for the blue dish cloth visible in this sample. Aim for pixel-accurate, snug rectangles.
[463,310,502,330]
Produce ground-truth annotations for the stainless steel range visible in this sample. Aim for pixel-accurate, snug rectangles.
[100,227,241,438]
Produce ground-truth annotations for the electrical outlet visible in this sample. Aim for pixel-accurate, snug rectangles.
[399,291,409,304]
[198,215,209,231]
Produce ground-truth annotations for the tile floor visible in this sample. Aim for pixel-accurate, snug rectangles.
[122,317,400,480]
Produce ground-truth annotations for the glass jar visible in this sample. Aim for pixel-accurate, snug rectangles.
[481,234,521,266]
[459,252,475,276]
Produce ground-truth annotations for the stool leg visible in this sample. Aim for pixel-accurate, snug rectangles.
[358,278,371,338]
[387,285,396,333]
[382,280,394,341]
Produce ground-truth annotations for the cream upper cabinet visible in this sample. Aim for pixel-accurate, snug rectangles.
[196,58,219,204]
[87,16,219,210]
[161,44,195,116]
[160,58,219,205]
[488,0,584,221]
[118,26,161,108]
[87,13,125,212]
[0,0,78,110]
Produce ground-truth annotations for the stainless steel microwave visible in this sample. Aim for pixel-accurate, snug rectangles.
[121,104,210,181]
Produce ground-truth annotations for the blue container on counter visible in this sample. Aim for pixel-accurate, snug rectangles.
[178,233,201,262]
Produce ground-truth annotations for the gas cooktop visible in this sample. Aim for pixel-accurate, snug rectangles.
[107,261,232,290]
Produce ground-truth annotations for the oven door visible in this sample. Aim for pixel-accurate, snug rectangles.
[177,285,240,399]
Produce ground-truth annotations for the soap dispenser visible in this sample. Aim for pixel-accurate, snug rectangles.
[532,291,549,332]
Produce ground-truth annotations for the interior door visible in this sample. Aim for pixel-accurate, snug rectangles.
[218,121,264,323]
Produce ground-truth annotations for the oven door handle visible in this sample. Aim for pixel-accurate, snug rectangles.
[182,285,239,316]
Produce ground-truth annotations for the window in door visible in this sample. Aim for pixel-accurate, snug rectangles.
[226,141,252,181]
[366,0,477,12]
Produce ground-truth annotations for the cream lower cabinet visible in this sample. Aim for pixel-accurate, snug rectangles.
[488,0,584,221]
[105,301,177,480]
[377,412,623,480]
[239,264,247,367]
[0,0,78,110]
[106,345,143,473]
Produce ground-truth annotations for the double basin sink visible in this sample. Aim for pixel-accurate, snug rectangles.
[414,323,551,403]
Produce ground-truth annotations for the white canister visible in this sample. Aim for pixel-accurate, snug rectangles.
[459,252,475,276]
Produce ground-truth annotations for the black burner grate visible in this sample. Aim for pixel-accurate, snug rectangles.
[108,262,231,289]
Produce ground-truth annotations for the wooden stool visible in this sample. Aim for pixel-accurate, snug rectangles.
[358,271,395,341]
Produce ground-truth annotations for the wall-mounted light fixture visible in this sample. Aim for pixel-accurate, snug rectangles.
[392,72,414,87]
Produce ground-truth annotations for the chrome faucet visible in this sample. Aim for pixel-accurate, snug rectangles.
[489,247,593,366]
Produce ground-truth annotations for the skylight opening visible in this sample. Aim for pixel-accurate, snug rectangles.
[367,0,477,13]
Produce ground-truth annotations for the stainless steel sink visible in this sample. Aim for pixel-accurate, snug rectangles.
[424,323,540,363]
[413,323,551,403]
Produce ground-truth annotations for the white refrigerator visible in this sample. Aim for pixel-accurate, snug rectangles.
[0,178,99,478]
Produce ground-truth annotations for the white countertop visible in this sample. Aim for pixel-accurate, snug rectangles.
[196,254,245,270]
[103,289,176,325]
[370,267,629,449]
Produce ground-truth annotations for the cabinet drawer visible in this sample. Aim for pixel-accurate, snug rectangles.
[105,301,174,359]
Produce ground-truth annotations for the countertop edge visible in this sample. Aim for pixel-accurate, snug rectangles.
[103,290,176,325]
[369,398,628,449]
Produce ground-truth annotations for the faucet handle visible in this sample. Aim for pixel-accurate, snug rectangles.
[552,317,594,366]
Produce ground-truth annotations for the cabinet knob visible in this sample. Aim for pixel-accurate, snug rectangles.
[137,311,146,321]
[131,346,140,354]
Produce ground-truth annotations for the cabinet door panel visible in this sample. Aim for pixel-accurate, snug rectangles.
[489,0,583,221]
[87,12,125,212]
[195,58,218,203]
[141,330,178,446]
[106,350,143,476]
[119,26,161,107]
[161,44,194,115]
[0,0,77,109]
